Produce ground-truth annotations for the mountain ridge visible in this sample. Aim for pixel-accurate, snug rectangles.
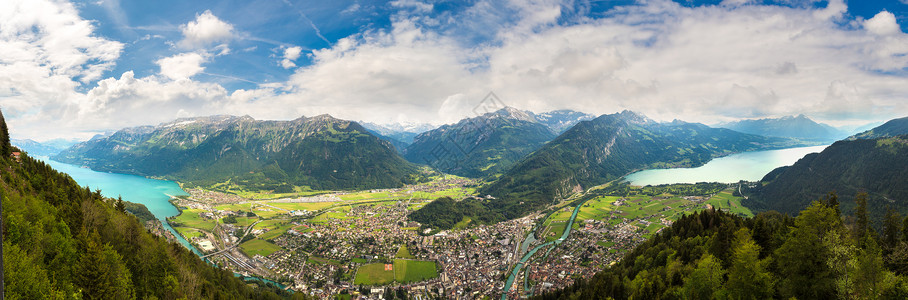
[54,114,421,192]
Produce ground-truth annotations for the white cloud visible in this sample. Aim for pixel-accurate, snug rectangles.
[6,0,908,140]
[281,46,303,69]
[390,0,433,13]
[156,52,207,80]
[864,11,902,36]
[178,10,234,49]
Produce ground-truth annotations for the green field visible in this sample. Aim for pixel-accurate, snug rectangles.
[706,191,753,217]
[545,222,568,242]
[174,226,205,239]
[239,238,281,257]
[452,216,473,230]
[396,245,415,259]
[353,260,438,285]
[393,259,438,283]
[353,263,395,285]
[255,220,295,240]
[576,196,619,221]
[171,209,217,231]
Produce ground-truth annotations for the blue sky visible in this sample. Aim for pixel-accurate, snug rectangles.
[2,0,908,140]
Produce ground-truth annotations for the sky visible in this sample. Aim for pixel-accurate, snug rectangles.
[2,0,908,141]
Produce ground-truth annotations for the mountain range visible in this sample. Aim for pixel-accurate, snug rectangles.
[11,138,80,156]
[716,114,847,141]
[410,110,805,224]
[745,118,908,223]
[402,107,558,178]
[54,114,421,192]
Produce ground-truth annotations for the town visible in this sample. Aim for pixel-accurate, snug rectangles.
[159,178,748,299]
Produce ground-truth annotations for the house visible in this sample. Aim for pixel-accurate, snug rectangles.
[11,151,20,161]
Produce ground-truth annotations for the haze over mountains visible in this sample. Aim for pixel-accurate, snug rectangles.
[716,114,849,141]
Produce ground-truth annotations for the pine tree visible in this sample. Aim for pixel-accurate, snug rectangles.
[776,201,841,299]
[681,254,726,299]
[882,207,902,251]
[0,107,9,157]
[854,192,870,242]
[726,228,774,299]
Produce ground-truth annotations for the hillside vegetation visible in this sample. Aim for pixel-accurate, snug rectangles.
[746,136,908,223]
[535,199,908,299]
[0,109,302,299]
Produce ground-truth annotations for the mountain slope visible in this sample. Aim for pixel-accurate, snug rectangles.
[0,109,297,299]
[745,135,908,222]
[360,121,436,152]
[478,111,801,219]
[402,107,556,178]
[717,114,846,141]
[848,116,908,140]
[55,115,420,191]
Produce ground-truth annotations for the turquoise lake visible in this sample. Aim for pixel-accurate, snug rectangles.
[625,145,828,185]
[38,157,200,255]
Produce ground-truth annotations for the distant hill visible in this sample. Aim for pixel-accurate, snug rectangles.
[717,114,846,141]
[531,109,596,134]
[55,114,421,192]
[746,135,908,223]
[11,138,80,156]
[848,116,908,140]
[402,107,556,178]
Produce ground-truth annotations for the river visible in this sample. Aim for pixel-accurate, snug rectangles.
[624,145,828,185]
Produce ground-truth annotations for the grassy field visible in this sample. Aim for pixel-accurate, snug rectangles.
[171,209,217,231]
[354,263,395,285]
[545,222,568,242]
[396,245,415,259]
[255,220,295,240]
[174,227,205,239]
[706,191,753,217]
[239,238,281,257]
[576,196,619,222]
[452,216,473,230]
[393,259,438,283]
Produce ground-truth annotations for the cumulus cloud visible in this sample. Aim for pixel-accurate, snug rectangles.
[178,10,234,49]
[281,46,303,69]
[156,52,207,80]
[864,11,902,36]
[7,0,908,140]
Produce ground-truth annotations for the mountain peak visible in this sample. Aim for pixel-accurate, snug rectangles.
[615,110,656,125]
[488,107,538,123]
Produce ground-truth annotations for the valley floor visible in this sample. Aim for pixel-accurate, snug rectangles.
[165,177,750,299]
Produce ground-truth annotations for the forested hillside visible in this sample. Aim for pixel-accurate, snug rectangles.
[535,199,908,299]
[746,136,908,223]
[1,109,302,299]
[849,116,908,140]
